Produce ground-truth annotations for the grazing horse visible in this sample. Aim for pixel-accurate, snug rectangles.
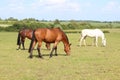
[17,28,50,50]
[28,28,71,58]
[79,29,106,47]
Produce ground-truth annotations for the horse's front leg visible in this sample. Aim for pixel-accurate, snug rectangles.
[55,47,58,56]
[50,47,55,58]
[50,42,58,58]
[83,39,86,46]
[79,37,84,46]
[22,41,25,50]
[29,50,33,58]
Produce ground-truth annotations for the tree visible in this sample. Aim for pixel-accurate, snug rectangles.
[54,19,60,25]
[5,17,18,21]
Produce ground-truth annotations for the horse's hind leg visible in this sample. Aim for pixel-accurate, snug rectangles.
[50,48,54,58]
[21,38,25,50]
[29,41,37,58]
[37,42,43,58]
[22,41,25,50]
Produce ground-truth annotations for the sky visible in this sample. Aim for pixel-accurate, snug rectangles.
[0,0,120,21]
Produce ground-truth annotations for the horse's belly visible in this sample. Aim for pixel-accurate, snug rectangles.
[43,38,55,43]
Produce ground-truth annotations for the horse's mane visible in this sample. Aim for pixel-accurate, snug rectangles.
[59,28,69,44]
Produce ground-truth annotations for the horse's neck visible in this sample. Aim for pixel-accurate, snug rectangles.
[101,34,105,40]
[62,34,69,47]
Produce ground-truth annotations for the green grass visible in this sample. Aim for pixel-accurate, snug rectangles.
[0,29,120,80]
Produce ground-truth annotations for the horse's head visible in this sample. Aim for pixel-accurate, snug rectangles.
[102,38,106,47]
[64,43,71,55]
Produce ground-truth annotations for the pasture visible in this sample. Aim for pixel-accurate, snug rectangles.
[0,29,120,80]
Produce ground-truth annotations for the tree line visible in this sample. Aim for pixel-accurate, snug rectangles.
[0,17,120,32]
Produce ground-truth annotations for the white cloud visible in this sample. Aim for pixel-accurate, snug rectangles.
[3,0,120,21]
[31,0,80,12]
[102,1,120,13]
[9,4,25,13]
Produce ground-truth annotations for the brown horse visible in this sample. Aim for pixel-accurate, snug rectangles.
[17,28,50,50]
[28,28,71,58]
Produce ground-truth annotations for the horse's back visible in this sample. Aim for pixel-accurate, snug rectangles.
[94,29,104,36]
[81,29,95,37]
[81,29,104,37]
[34,28,47,39]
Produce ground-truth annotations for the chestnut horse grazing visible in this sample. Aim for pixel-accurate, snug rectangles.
[28,28,71,58]
[17,28,50,50]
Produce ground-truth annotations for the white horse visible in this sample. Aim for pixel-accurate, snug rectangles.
[79,29,106,47]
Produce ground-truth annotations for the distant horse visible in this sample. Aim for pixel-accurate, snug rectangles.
[28,28,71,58]
[79,29,106,47]
[17,28,50,50]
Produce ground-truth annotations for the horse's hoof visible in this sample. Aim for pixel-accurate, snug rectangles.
[16,48,19,50]
[29,56,33,59]
[39,56,43,59]
[66,54,70,56]
[55,54,58,56]
[49,55,52,58]
[22,48,25,50]
[49,56,52,58]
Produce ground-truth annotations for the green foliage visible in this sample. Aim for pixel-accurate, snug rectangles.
[0,19,120,32]
[54,19,60,25]
[5,17,18,21]
[103,30,110,33]
[2,21,52,32]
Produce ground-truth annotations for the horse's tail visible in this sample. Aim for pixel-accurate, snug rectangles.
[17,31,21,45]
[28,30,36,53]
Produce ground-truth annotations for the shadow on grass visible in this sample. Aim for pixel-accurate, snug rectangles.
[27,54,66,59]
[16,48,50,51]
[17,48,66,58]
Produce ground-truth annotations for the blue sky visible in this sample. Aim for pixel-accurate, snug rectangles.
[0,0,120,21]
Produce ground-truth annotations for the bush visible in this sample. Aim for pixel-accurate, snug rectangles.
[2,21,52,32]
[103,30,110,33]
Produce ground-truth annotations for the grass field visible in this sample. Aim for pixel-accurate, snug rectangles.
[0,29,120,80]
